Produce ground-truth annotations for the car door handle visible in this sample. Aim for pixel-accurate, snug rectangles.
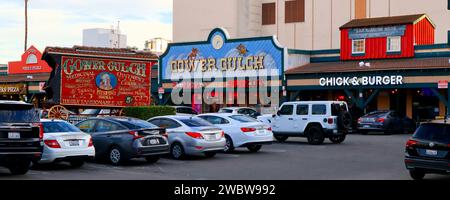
[302,118,307,120]
[288,118,293,120]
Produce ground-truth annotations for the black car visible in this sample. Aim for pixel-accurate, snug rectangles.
[75,117,169,165]
[405,121,450,180]
[0,101,43,175]
[357,110,416,135]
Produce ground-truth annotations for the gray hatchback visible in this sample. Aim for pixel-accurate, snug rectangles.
[148,116,225,159]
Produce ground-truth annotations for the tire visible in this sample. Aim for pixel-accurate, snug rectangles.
[145,156,160,163]
[274,135,289,142]
[204,152,216,158]
[8,160,31,175]
[329,135,346,144]
[170,143,185,160]
[223,135,235,153]
[247,144,262,153]
[409,170,425,180]
[69,160,85,168]
[306,126,325,145]
[108,146,125,166]
[337,111,352,130]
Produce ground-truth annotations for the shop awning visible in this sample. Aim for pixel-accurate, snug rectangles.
[286,57,450,75]
[0,73,50,83]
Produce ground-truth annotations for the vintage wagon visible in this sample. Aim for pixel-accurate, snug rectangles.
[41,46,158,122]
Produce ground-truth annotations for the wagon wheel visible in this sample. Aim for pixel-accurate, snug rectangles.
[119,108,125,116]
[48,105,70,120]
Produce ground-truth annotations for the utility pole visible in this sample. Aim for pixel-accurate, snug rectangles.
[24,0,29,51]
[117,20,120,48]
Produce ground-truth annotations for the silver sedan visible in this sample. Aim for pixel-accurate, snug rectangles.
[148,115,225,159]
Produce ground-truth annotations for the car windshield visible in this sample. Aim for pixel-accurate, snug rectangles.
[229,115,258,123]
[179,117,212,127]
[114,118,159,129]
[364,111,388,118]
[81,109,100,115]
[0,104,39,123]
[42,121,81,133]
[219,109,233,113]
[413,123,450,144]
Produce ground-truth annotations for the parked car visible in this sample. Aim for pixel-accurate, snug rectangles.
[173,106,198,115]
[37,119,95,167]
[80,109,113,116]
[258,101,351,145]
[218,107,261,118]
[198,113,273,153]
[0,100,43,175]
[358,111,416,135]
[405,121,450,180]
[148,116,225,159]
[75,117,169,165]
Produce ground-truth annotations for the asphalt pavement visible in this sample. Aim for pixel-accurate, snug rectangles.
[1,133,449,180]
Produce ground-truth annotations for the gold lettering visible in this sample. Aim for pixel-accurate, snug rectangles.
[254,56,264,69]
[200,59,207,72]
[170,61,177,73]
[220,58,227,71]
[246,57,254,70]
[208,58,216,71]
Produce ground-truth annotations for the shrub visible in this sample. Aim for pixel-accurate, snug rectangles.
[123,106,176,120]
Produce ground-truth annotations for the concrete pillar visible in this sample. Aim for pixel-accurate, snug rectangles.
[377,91,390,110]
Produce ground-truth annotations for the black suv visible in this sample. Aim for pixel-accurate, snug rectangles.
[0,101,43,175]
[405,121,450,180]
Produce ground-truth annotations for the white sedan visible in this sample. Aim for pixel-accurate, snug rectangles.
[198,113,273,153]
[37,119,95,167]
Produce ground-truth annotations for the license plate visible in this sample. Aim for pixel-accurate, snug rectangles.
[257,130,265,135]
[68,140,80,146]
[426,149,438,156]
[205,134,218,141]
[363,125,370,128]
[148,139,160,145]
[8,132,20,139]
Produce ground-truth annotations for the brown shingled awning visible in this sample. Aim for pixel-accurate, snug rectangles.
[340,14,430,29]
[0,73,50,83]
[43,46,159,60]
[286,57,450,75]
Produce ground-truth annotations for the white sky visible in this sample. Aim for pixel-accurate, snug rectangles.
[0,0,173,63]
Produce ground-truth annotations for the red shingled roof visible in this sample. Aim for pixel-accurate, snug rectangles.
[340,14,434,29]
[286,57,450,75]
[43,46,159,60]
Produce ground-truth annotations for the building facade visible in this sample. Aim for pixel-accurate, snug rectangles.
[173,0,450,51]
[144,37,172,55]
[83,28,127,48]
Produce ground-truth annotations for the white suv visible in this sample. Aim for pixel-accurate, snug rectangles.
[258,101,352,145]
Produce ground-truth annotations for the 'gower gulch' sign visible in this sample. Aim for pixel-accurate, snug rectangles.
[60,56,154,107]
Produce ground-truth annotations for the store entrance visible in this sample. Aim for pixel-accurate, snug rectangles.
[412,88,441,121]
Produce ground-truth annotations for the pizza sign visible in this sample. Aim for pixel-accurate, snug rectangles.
[60,56,153,107]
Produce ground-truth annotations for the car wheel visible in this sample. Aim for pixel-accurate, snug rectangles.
[8,160,31,175]
[108,146,125,166]
[69,160,85,168]
[170,143,185,160]
[306,126,325,145]
[204,152,216,158]
[409,170,425,180]
[247,144,262,153]
[224,135,235,153]
[145,156,160,163]
[329,135,346,144]
[274,135,289,142]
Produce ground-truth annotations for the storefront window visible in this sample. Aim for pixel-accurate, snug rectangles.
[352,39,365,54]
[387,36,401,52]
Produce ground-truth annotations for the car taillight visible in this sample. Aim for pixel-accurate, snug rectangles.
[241,127,256,132]
[33,123,44,140]
[376,118,385,123]
[88,137,93,147]
[266,127,272,131]
[129,131,143,140]
[185,132,204,139]
[406,139,418,148]
[162,132,169,138]
[327,118,334,124]
[357,118,362,123]
[221,131,225,137]
[44,140,61,148]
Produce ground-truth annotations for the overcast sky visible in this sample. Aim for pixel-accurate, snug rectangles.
[0,0,172,63]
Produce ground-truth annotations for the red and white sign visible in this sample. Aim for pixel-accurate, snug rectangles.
[158,87,165,94]
[8,46,52,74]
[60,56,154,107]
[438,80,448,89]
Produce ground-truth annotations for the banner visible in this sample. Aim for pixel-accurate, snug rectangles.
[60,56,154,107]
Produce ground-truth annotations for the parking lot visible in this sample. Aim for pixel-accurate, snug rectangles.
[1,133,449,180]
